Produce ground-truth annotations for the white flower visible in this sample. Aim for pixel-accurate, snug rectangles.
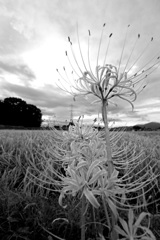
[57,24,160,108]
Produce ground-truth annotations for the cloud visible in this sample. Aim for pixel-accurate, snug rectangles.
[0,0,160,126]
[0,59,35,81]
[0,14,35,56]
[0,80,78,119]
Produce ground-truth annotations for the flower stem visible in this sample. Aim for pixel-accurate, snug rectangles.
[101,99,114,177]
[101,99,118,240]
[102,194,111,232]
[91,205,97,237]
[81,195,86,240]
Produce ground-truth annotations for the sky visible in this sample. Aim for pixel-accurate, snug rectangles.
[0,0,160,127]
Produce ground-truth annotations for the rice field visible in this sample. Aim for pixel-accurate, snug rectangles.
[0,128,160,240]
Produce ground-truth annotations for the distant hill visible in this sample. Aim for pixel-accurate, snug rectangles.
[109,122,160,131]
[133,122,160,131]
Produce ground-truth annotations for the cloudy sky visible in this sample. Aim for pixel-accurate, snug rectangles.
[0,0,160,126]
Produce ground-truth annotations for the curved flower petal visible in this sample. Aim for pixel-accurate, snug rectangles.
[83,187,100,208]
[88,169,106,185]
[58,191,67,208]
[86,159,104,181]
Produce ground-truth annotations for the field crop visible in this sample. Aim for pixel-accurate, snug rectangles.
[0,129,160,240]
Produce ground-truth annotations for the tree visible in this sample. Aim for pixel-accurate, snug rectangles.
[0,97,42,127]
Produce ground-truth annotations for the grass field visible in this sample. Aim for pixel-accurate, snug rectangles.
[0,129,160,240]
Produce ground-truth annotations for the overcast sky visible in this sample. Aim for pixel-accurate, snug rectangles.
[0,0,160,126]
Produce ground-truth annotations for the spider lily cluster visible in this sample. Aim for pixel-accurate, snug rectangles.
[57,24,160,108]
[57,123,157,210]
[58,123,123,211]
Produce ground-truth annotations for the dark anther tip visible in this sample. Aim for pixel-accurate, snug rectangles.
[88,30,91,36]
[128,24,130,27]
[138,34,140,38]
[151,37,153,41]
[109,33,113,38]
[65,51,67,56]
[103,23,106,27]
[68,36,70,42]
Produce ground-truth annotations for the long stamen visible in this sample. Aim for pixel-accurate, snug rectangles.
[76,23,89,74]
[118,24,130,75]
[96,23,106,81]
[65,50,80,78]
[56,68,68,84]
[103,33,113,67]
[63,66,71,84]
[99,34,113,85]
[122,33,140,76]
[56,79,75,95]
[134,81,147,95]
[128,58,160,83]
[127,36,154,74]
[87,29,97,81]
[68,36,84,76]
[129,53,160,80]
[141,62,160,86]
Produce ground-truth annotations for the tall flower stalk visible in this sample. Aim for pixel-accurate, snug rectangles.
[56,23,160,240]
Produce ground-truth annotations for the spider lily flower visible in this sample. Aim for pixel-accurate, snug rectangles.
[58,125,109,208]
[57,24,160,109]
[58,161,105,209]
[58,158,123,210]
[62,119,98,140]
[58,126,125,210]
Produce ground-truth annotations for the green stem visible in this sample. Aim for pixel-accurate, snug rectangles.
[101,99,114,177]
[101,99,118,240]
[102,194,111,232]
[81,195,86,240]
[91,205,97,237]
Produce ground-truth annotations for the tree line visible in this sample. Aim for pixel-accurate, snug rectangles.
[0,97,42,128]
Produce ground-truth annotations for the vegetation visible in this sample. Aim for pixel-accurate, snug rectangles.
[0,129,160,240]
[0,97,42,128]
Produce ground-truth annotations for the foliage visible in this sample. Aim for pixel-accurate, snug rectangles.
[114,209,156,240]
[0,130,160,239]
[0,97,42,127]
